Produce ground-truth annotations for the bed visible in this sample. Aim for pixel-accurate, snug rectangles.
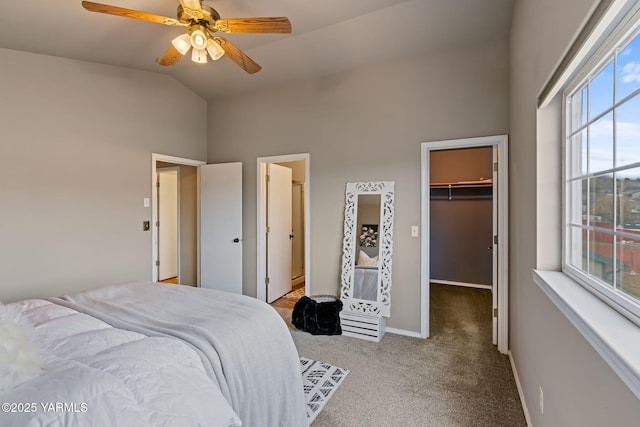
[0,281,307,427]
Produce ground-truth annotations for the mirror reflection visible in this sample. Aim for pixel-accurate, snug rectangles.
[340,181,394,318]
[353,194,381,301]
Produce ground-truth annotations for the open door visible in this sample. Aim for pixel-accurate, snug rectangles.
[199,162,243,294]
[421,135,508,354]
[157,169,179,281]
[266,164,293,303]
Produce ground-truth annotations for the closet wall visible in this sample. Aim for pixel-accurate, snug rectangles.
[430,147,493,286]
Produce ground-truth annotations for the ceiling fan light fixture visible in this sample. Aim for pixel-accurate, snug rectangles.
[171,33,191,55]
[206,39,225,61]
[190,29,208,50]
[191,47,208,64]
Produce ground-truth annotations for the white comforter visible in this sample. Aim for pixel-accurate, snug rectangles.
[1,298,241,427]
[50,282,307,427]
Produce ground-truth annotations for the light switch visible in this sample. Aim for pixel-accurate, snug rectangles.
[143,198,150,208]
[411,225,419,237]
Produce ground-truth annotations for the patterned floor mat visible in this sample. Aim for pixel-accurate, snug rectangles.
[300,357,349,423]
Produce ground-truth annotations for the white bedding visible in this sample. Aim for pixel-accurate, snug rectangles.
[0,282,308,427]
[353,266,378,301]
[0,299,241,427]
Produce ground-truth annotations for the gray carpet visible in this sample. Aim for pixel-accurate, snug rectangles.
[289,284,527,426]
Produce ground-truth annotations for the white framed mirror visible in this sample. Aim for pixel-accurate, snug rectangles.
[340,181,394,317]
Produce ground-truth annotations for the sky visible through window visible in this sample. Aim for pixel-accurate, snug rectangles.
[588,33,640,174]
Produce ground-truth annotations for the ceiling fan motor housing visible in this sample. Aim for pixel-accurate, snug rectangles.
[177,3,219,26]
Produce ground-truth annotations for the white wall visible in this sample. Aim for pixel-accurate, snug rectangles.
[207,39,509,331]
[510,0,640,425]
[0,48,207,302]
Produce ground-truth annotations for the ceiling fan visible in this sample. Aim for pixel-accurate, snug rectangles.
[81,0,292,74]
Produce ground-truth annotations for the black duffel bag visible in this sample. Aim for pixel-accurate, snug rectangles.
[292,295,343,335]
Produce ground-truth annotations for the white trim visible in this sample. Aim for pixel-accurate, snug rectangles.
[151,153,206,284]
[538,0,640,107]
[509,351,533,427]
[385,327,422,338]
[430,279,492,290]
[256,154,311,303]
[420,144,430,339]
[421,135,509,354]
[533,270,640,400]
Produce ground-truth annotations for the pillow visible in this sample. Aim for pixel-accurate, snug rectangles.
[0,303,46,390]
[357,250,378,267]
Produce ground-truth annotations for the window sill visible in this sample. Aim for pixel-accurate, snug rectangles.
[533,270,640,400]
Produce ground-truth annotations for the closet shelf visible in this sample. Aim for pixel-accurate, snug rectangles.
[430,179,493,189]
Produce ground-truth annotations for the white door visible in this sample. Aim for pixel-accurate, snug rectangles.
[158,170,178,281]
[200,162,243,294]
[267,164,292,303]
[492,146,499,346]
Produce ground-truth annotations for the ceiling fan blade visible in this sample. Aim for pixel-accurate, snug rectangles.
[179,0,202,11]
[81,1,185,27]
[214,37,261,74]
[157,45,183,67]
[215,17,292,34]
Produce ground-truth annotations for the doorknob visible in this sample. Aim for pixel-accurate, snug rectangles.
[233,238,240,243]
[289,234,294,240]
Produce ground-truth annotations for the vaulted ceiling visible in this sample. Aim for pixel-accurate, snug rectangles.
[0,0,514,99]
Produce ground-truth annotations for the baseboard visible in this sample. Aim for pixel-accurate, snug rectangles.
[292,276,305,287]
[430,279,492,290]
[385,327,422,338]
[509,351,533,427]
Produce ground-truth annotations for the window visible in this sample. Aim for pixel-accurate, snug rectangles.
[565,19,640,324]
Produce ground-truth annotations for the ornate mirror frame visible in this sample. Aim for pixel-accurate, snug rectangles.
[340,181,395,317]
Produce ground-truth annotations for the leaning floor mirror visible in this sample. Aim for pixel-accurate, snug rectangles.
[340,181,395,318]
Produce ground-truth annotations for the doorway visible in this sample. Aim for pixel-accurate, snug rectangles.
[256,154,310,303]
[157,167,179,283]
[151,154,206,286]
[420,135,509,354]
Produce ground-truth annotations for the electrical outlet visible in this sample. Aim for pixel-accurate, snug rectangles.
[539,386,544,414]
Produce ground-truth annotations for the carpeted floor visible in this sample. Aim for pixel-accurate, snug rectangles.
[286,284,527,426]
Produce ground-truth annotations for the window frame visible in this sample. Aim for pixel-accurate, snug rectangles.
[563,17,640,328]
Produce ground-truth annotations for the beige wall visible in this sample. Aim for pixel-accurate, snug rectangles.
[0,48,207,303]
[510,0,640,425]
[430,147,493,183]
[207,39,509,331]
[177,165,198,286]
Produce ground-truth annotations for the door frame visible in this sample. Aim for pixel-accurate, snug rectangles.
[151,153,206,283]
[420,135,509,354]
[157,166,180,281]
[256,153,311,302]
